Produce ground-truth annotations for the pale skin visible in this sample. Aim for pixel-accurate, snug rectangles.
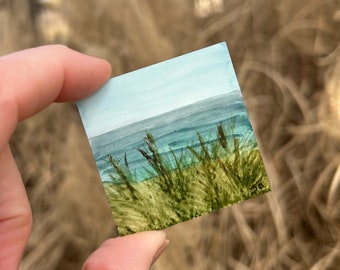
[0,45,169,270]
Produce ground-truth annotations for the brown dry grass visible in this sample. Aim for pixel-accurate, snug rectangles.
[1,0,339,269]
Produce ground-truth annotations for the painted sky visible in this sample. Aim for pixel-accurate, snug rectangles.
[77,42,240,139]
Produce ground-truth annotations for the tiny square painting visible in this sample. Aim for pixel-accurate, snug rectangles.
[77,42,271,236]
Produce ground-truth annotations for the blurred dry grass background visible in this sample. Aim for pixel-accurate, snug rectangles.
[1,0,339,269]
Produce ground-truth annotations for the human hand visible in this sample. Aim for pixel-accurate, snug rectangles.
[0,45,169,270]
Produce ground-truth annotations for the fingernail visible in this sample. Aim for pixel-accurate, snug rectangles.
[151,239,170,266]
[56,44,69,48]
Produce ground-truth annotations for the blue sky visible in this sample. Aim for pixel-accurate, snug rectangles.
[77,42,240,139]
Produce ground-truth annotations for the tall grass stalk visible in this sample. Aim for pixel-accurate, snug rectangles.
[104,123,270,235]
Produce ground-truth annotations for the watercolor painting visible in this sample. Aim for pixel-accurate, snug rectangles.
[77,42,271,236]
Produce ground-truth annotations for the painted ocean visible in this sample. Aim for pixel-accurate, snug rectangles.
[89,90,253,183]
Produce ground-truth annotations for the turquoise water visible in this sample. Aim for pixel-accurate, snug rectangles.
[89,91,254,182]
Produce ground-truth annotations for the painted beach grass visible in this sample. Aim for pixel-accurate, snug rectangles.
[104,123,270,235]
[77,42,271,235]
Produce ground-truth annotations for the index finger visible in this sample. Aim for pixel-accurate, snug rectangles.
[0,45,111,149]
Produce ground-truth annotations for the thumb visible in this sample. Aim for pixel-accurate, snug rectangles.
[82,231,169,270]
